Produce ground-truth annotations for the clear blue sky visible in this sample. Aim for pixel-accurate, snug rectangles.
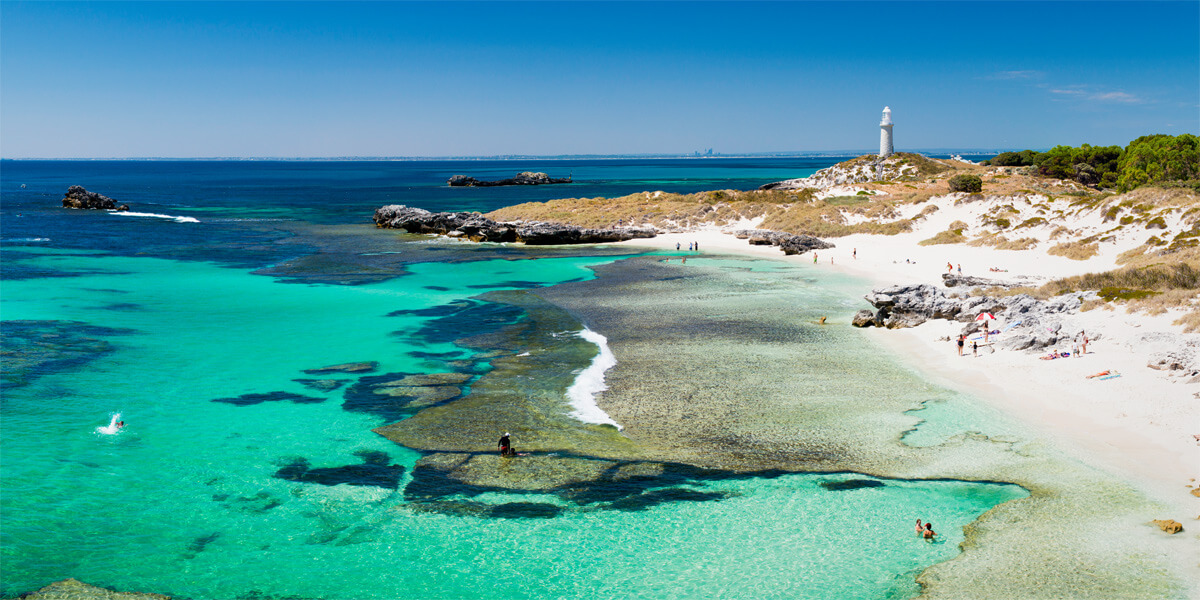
[2,1,1197,158]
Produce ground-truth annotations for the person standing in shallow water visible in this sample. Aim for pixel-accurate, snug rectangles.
[498,432,512,457]
[923,522,936,541]
[915,519,924,536]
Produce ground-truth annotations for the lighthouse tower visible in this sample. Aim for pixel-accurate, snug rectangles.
[879,106,894,158]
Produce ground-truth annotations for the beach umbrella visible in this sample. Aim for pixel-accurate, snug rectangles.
[975,312,995,321]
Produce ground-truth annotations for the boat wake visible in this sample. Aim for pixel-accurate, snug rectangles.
[566,329,622,430]
[110,211,199,223]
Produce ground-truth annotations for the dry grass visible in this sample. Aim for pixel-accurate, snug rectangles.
[1047,241,1100,260]
[919,219,969,246]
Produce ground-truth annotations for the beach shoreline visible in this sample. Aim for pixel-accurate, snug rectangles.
[614,227,1200,520]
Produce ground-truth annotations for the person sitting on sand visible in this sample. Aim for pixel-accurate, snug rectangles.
[498,432,513,457]
[923,522,936,541]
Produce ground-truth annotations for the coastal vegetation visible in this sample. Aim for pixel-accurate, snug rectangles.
[978,133,1199,192]
[948,174,982,193]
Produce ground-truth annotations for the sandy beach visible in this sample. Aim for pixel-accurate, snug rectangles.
[616,218,1200,521]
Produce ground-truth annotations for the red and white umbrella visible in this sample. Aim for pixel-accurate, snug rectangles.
[975,312,996,321]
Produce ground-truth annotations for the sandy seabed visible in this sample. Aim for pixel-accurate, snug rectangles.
[613,222,1199,599]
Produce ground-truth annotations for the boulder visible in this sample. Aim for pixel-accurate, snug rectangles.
[851,309,877,328]
[1152,519,1184,534]
[18,578,170,599]
[61,185,127,210]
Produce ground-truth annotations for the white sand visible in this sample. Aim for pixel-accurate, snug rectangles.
[614,221,1200,520]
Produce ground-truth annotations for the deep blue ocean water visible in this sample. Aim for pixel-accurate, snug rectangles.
[0,157,1024,599]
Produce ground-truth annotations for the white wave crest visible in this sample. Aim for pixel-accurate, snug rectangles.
[3,237,50,242]
[111,211,199,223]
[566,329,622,430]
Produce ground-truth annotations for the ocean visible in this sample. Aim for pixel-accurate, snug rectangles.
[0,158,1027,599]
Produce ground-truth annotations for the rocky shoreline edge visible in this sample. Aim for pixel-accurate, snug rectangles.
[851,275,1200,377]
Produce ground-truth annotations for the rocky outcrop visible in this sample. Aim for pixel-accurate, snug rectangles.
[16,578,170,599]
[373,204,656,245]
[61,186,129,210]
[759,154,923,191]
[853,283,1098,352]
[1139,333,1200,379]
[941,273,1035,289]
[1152,519,1184,534]
[733,229,835,256]
[448,172,570,187]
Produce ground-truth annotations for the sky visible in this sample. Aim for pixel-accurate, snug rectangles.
[2,1,1197,158]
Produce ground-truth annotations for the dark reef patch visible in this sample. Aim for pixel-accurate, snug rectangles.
[303,361,378,374]
[341,371,467,421]
[820,478,886,491]
[392,299,526,346]
[606,487,727,511]
[0,320,136,388]
[212,391,326,406]
[275,455,404,490]
[423,285,452,291]
[98,302,144,312]
[486,502,563,519]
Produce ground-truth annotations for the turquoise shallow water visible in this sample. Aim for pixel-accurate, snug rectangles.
[1,159,1027,599]
[1,245,1026,599]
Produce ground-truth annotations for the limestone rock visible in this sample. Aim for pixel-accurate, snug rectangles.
[61,186,127,210]
[852,309,877,328]
[730,229,834,256]
[18,578,171,599]
[447,172,571,187]
[373,204,656,245]
[1152,519,1183,534]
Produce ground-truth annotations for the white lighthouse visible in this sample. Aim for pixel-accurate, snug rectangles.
[879,106,894,158]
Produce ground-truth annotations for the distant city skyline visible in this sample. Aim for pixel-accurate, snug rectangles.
[2,1,1197,159]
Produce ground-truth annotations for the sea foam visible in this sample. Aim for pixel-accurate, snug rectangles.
[566,329,622,430]
[111,211,199,224]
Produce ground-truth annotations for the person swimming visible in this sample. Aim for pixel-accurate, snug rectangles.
[923,522,936,541]
[97,414,124,435]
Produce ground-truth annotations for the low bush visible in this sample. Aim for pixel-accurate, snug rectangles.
[948,174,983,193]
[1047,241,1100,260]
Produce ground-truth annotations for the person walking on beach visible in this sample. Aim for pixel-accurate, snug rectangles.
[498,432,513,457]
[957,264,962,274]
[1081,331,1088,355]
[694,241,699,251]
[814,253,819,264]
[853,248,857,259]
[923,523,936,541]
[946,262,953,273]
[957,335,964,357]
[676,242,680,251]
[972,341,978,357]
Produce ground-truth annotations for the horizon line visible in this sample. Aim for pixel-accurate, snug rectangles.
[1,148,1018,161]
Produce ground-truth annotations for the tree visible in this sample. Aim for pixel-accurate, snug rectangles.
[1118,134,1200,191]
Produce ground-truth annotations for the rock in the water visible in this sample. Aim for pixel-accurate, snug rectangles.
[447,172,571,187]
[61,185,128,210]
[373,204,656,245]
[18,578,171,599]
[851,309,877,328]
[1152,519,1183,533]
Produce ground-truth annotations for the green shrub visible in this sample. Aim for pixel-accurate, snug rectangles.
[948,174,983,193]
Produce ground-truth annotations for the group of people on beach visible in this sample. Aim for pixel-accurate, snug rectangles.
[674,242,700,251]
